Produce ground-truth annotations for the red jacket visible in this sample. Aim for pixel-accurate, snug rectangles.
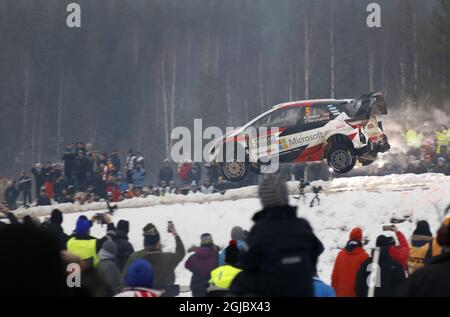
[332,244,369,297]
[388,231,409,270]
[107,185,121,202]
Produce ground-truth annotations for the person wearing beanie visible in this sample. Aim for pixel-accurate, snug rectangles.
[115,259,162,297]
[230,175,324,297]
[112,219,135,272]
[355,234,406,297]
[331,227,369,297]
[98,238,122,295]
[407,220,443,274]
[185,233,219,297]
[208,240,243,297]
[66,213,114,267]
[399,217,450,297]
[122,222,185,297]
[44,209,69,251]
[218,226,248,266]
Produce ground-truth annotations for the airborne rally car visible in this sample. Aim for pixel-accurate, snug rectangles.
[207,92,390,182]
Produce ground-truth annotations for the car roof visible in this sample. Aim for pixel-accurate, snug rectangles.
[274,99,353,109]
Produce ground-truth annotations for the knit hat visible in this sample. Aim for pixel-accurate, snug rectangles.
[376,235,390,248]
[143,223,160,247]
[413,220,432,237]
[117,220,130,234]
[231,226,245,241]
[349,227,363,241]
[75,217,91,236]
[225,240,240,266]
[258,174,289,208]
[50,209,63,225]
[200,233,214,246]
[101,238,117,255]
[125,259,154,289]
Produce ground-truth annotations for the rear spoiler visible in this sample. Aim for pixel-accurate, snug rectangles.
[345,92,387,120]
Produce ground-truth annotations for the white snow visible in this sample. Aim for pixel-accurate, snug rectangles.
[3,173,450,294]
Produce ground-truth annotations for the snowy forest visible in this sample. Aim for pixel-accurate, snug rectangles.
[0,0,449,179]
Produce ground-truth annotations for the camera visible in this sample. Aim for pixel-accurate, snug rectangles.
[299,179,310,189]
[167,221,174,233]
[312,186,322,194]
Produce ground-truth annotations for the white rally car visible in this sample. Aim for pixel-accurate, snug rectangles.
[207,92,390,181]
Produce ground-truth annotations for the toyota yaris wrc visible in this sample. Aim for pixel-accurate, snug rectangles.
[207,92,390,182]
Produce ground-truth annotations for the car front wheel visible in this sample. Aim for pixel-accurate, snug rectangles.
[326,143,356,173]
[221,161,248,181]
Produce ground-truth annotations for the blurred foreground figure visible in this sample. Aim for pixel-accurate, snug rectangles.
[230,174,324,297]
[0,223,70,297]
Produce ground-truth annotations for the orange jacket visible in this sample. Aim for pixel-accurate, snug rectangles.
[331,245,369,297]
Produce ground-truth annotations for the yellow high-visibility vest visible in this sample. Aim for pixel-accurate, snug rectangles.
[405,130,423,148]
[435,131,449,146]
[209,265,242,289]
[67,237,99,267]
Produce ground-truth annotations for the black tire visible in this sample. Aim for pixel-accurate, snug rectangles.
[221,161,248,182]
[326,143,356,173]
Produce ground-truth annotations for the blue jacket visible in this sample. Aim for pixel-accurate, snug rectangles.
[132,169,146,188]
[218,240,247,266]
[313,277,335,297]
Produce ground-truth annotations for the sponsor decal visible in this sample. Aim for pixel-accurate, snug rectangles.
[288,131,324,147]
[278,138,289,150]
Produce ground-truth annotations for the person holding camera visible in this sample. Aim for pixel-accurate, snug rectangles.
[122,222,185,297]
[383,225,409,271]
[66,213,114,268]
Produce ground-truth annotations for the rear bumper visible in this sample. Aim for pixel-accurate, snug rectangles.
[356,135,390,163]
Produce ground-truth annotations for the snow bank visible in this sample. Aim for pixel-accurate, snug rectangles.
[7,173,449,219]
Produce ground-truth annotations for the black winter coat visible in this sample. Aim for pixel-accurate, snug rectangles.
[158,166,174,183]
[45,222,69,251]
[112,229,135,272]
[398,252,450,297]
[4,186,19,203]
[230,205,324,297]
[355,248,406,297]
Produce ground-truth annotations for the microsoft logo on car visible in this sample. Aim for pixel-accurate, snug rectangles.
[278,138,289,150]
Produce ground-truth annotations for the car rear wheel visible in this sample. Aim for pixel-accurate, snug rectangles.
[221,161,248,181]
[326,143,356,173]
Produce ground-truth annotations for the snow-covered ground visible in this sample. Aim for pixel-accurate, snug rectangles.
[22,173,449,293]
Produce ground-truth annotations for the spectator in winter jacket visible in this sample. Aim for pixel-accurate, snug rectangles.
[399,217,450,297]
[185,233,219,297]
[331,227,369,297]
[122,223,185,297]
[110,149,121,175]
[131,163,146,189]
[44,209,69,251]
[18,171,32,206]
[62,149,74,180]
[200,178,215,194]
[135,152,145,168]
[158,159,174,185]
[53,176,68,203]
[36,190,51,206]
[208,240,242,297]
[125,150,136,183]
[206,162,220,184]
[407,220,442,274]
[218,226,248,266]
[187,163,202,185]
[4,181,19,210]
[230,175,324,297]
[112,220,135,272]
[73,150,89,191]
[0,223,71,297]
[313,277,336,297]
[98,238,122,295]
[66,214,113,268]
[385,225,409,271]
[355,235,406,297]
[31,162,45,199]
[107,183,122,203]
[116,259,162,297]
[178,161,193,184]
